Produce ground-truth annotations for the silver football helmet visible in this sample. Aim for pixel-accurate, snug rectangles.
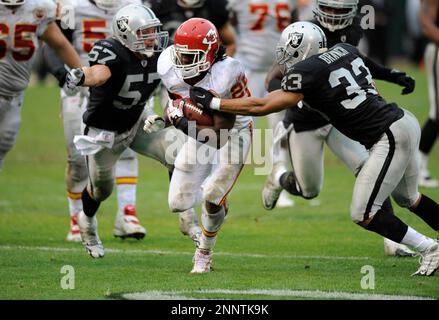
[314,0,359,32]
[275,22,327,73]
[0,0,25,5]
[112,4,168,57]
[177,0,205,8]
[93,0,118,11]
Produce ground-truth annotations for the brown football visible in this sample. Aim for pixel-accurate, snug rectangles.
[180,97,214,126]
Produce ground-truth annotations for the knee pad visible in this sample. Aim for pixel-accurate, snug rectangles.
[168,191,197,213]
[392,191,420,209]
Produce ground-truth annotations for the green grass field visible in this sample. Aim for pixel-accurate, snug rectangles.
[0,66,438,300]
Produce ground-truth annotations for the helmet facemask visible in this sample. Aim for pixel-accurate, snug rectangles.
[176,0,205,9]
[171,45,211,79]
[314,0,358,32]
[93,0,118,11]
[132,25,169,57]
[0,0,25,6]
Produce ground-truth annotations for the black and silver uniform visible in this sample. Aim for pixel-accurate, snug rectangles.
[148,0,229,42]
[83,38,160,133]
[283,16,363,132]
[282,43,403,149]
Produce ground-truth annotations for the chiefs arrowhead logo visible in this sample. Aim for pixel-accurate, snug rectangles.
[202,29,217,45]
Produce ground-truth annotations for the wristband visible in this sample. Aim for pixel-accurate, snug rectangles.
[210,97,221,110]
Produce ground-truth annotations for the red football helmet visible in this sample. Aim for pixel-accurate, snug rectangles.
[171,18,220,79]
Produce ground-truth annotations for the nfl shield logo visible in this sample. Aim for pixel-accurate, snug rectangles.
[290,32,304,48]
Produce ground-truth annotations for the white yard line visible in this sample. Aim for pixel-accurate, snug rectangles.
[0,244,373,261]
[122,289,435,300]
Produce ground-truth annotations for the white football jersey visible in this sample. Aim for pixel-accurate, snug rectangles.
[228,0,297,72]
[0,0,56,96]
[57,0,140,65]
[158,46,253,130]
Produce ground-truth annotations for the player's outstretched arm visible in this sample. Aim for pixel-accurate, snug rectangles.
[190,87,303,116]
[65,65,112,91]
[41,22,81,69]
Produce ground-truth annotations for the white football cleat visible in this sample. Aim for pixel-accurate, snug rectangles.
[418,173,439,188]
[412,241,439,276]
[191,248,213,273]
[77,211,104,258]
[66,215,82,242]
[113,205,146,240]
[276,190,295,208]
[383,238,416,257]
[261,164,284,210]
[179,209,202,247]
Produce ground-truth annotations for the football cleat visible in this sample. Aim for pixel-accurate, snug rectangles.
[261,164,284,210]
[383,238,416,257]
[418,170,439,188]
[179,209,202,247]
[77,211,104,258]
[66,215,82,242]
[412,241,439,276]
[113,205,146,240]
[276,190,295,208]
[191,248,213,273]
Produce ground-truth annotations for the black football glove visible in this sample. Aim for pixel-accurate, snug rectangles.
[390,69,415,95]
[190,86,214,110]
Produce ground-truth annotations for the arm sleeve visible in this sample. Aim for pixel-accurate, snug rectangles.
[359,53,396,82]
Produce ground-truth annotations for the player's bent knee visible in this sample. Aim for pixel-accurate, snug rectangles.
[92,185,113,202]
[301,187,320,200]
[169,193,196,213]
[392,192,420,209]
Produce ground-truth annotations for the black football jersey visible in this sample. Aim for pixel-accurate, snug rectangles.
[83,38,161,133]
[281,43,403,149]
[283,16,364,132]
[149,0,229,42]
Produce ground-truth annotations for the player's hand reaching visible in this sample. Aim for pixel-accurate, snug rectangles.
[190,86,215,110]
[166,99,184,126]
[66,68,85,90]
[143,114,165,133]
[391,69,415,95]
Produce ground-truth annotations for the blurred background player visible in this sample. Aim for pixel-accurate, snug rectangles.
[0,0,81,169]
[418,0,439,188]
[46,0,148,242]
[263,0,416,256]
[227,0,298,208]
[160,18,253,273]
[65,4,190,258]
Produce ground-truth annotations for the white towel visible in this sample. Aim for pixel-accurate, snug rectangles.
[73,130,115,156]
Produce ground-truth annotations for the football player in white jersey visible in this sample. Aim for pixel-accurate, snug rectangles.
[158,18,253,273]
[228,0,297,208]
[51,0,147,242]
[0,0,81,169]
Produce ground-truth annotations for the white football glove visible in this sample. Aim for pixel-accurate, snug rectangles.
[66,68,85,90]
[166,99,184,125]
[143,114,165,133]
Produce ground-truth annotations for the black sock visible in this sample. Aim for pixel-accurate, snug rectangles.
[420,119,439,154]
[410,194,439,231]
[82,189,100,217]
[279,171,302,197]
[381,197,394,216]
[364,209,408,243]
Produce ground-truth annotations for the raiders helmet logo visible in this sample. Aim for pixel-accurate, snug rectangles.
[289,32,304,49]
[116,16,129,33]
[202,29,217,45]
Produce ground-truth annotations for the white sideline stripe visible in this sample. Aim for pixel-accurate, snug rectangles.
[122,289,435,300]
[0,244,371,261]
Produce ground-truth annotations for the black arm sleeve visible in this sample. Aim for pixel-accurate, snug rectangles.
[42,21,74,87]
[360,54,396,82]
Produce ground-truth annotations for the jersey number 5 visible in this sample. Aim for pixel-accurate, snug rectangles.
[329,57,378,109]
[0,23,37,61]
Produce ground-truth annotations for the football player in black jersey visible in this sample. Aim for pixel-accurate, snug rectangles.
[419,0,439,188]
[265,0,416,257]
[190,22,439,276]
[65,4,188,258]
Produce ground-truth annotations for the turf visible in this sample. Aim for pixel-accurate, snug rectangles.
[0,66,438,300]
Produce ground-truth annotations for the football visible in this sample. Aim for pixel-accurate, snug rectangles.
[179,97,214,126]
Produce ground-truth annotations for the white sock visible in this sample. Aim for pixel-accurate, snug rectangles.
[401,226,435,253]
[67,192,83,217]
[199,233,217,251]
[116,181,137,215]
